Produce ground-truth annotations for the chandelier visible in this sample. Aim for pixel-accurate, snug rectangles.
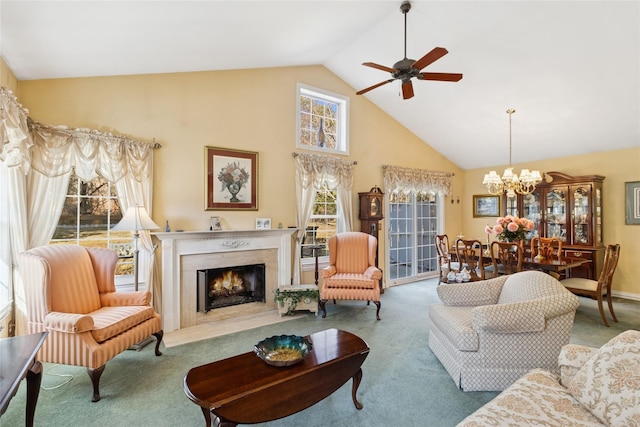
[482,109,542,198]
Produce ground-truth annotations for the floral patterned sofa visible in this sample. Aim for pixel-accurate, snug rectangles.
[458,329,640,426]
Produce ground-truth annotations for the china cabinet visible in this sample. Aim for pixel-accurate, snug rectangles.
[503,171,604,280]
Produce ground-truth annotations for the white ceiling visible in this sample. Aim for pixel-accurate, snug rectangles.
[1,1,638,170]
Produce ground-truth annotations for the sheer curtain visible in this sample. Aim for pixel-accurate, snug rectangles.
[383,165,453,196]
[292,152,355,284]
[0,88,158,334]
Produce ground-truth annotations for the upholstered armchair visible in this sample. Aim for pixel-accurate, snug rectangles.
[19,244,163,402]
[429,270,579,391]
[319,232,382,320]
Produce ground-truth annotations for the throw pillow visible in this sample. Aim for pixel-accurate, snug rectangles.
[567,330,640,426]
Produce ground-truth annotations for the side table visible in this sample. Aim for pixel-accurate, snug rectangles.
[0,331,48,427]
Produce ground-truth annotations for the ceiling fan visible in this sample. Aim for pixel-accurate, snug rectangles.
[356,1,463,100]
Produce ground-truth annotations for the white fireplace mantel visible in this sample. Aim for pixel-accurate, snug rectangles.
[154,228,297,332]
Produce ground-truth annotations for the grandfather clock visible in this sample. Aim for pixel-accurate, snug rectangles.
[358,186,384,239]
[359,186,384,292]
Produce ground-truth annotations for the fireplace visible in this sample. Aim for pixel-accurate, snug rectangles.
[197,263,266,312]
[154,228,296,332]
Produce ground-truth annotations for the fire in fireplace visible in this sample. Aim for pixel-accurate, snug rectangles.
[197,264,266,313]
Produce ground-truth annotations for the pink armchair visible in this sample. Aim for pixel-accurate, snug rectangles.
[319,232,382,320]
[19,244,163,402]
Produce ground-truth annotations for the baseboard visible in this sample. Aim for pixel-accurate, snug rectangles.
[612,290,640,302]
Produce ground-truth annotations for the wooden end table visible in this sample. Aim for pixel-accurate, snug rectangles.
[183,328,369,426]
[0,331,48,427]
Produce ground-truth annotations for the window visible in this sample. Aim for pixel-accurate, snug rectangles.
[301,183,339,260]
[296,83,349,155]
[50,175,132,275]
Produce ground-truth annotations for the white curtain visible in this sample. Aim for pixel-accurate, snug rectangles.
[0,87,158,333]
[1,89,33,335]
[292,152,355,284]
[383,165,453,196]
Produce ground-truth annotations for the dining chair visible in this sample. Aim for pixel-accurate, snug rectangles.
[488,241,523,278]
[560,244,621,327]
[435,234,459,283]
[455,239,485,280]
[529,236,563,279]
[530,237,563,261]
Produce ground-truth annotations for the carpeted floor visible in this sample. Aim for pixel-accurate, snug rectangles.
[2,277,638,427]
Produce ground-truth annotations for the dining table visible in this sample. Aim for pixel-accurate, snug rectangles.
[448,245,592,278]
[521,257,591,274]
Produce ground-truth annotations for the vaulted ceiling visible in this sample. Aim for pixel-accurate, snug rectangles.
[1,1,638,170]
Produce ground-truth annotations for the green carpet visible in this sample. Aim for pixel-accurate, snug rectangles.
[2,278,638,427]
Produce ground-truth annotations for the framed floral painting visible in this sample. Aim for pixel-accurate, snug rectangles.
[205,147,258,210]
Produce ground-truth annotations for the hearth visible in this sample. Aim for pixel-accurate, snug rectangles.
[197,264,266,313]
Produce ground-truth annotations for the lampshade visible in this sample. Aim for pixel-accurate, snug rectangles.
[112,205,160,232]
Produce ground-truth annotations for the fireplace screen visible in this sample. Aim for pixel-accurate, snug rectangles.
[197,264,266,313]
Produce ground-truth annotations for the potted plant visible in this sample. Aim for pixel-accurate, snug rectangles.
[274,287,320,316]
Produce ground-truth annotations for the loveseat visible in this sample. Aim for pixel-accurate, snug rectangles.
[458,329,640,426]
[429,271,579,391]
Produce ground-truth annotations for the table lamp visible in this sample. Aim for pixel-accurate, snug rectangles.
[112,205,160,291]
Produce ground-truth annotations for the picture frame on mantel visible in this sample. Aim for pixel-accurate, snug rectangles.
[625,181,640,225]
[473,194,501,218]
[205,146,258,210]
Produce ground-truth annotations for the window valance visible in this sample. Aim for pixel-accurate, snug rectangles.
[292,152,356,190]
[28,120,158,182]
[383,165,453,196]
[0,88,31,173]
[0,87,158,182]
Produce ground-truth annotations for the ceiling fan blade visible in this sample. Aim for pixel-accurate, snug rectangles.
[362,62,396,73]
[418,72,463,82]
[356,79,395,95]
[401,80,414,100]
[412,47,449,71]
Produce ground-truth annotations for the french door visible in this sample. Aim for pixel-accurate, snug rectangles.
[386,192,443,284]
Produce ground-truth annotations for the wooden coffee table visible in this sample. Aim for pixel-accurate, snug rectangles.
[183,328,370,427]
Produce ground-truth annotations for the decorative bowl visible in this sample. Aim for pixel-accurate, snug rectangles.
[254,335,312,367]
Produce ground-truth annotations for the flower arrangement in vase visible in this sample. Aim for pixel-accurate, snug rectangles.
[218,161,250,202]
[488,215,535,243]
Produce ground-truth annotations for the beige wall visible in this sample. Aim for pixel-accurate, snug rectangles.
[462,148,640,297]
[16,65,465,285]
[11,64,638,297]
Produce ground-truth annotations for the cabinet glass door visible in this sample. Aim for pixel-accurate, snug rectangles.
[522,192,541,239]
[545,188,567,242]
[572,185,591,245]
[504,196,518,217]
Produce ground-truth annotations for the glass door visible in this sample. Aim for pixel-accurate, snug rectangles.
[572,185,592,245]
[522,191,541,240]
[387,192,441,284]
[544,187,568,242]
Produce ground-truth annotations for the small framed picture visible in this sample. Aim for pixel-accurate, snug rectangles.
[210,217,222,231]
[473,195,501,217]
[625,181,640,225]
[256,218,271,229]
